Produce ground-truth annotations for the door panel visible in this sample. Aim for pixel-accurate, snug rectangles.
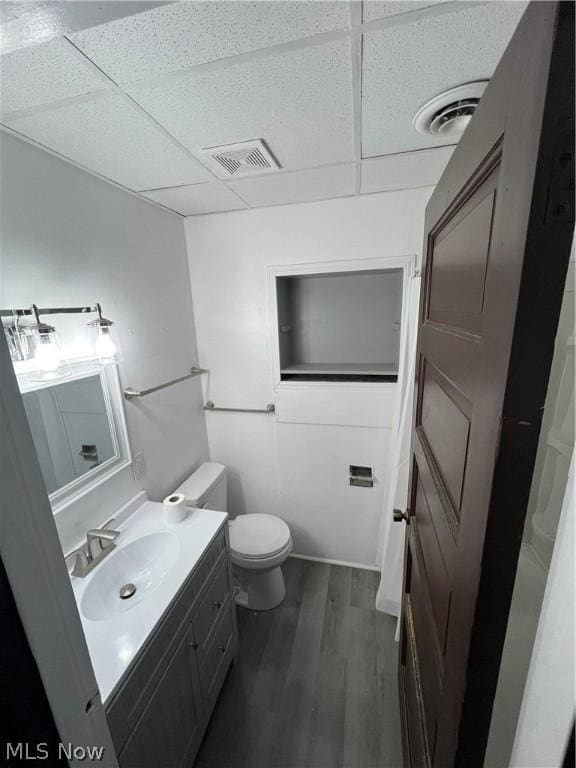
[409,539,443,751]
[428,189,495,333]
[403,606,431,768]
[419,362,471,515]
[413,476,451,649]
[398,3,574,767]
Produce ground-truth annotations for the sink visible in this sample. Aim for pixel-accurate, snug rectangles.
[81,532,180,621]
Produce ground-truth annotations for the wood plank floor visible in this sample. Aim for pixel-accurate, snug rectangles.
[194,558,403,768]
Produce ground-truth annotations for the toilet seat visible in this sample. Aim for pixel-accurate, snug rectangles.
[231,539,292,572]
[229,513,291,560]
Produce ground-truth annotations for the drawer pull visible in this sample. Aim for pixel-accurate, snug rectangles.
[189,641,199,650]
[213,601,222,609]
[218,645,226,654]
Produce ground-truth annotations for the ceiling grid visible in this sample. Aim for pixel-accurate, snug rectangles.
[0,1,527,216]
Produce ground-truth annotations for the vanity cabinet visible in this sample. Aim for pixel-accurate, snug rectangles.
[105,523,237,768]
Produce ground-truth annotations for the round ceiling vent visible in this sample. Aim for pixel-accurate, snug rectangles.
[413,82,488,139]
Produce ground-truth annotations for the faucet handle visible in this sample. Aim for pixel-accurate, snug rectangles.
[87,527,120,541]
[70,547,89,577]
[86,526,120,558]
[101,530,120,550]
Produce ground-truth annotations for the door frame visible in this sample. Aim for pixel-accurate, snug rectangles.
[0,332,119,766]
[510,451,575,767]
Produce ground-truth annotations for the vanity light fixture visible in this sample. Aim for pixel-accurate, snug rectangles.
[3,316,32,362]
[1,302,120,373]
[87,303,122,364]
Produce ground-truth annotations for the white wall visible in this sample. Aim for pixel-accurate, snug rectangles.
[0,133,209,552]
[286,270,403,367]
[185,189,431,567]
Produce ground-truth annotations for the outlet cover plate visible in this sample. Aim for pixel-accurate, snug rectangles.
[133,451,146,481]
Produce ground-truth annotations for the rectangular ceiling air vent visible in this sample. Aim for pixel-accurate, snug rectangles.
[201,139,280,179]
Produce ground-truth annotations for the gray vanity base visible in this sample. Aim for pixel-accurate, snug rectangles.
[105,522,238,768]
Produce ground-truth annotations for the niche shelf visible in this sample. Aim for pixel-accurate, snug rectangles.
[276,269,402,383]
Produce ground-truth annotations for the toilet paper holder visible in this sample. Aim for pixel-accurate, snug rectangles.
[349,465,374,488]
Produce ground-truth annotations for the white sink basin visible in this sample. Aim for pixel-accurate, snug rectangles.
[81,532,180,622]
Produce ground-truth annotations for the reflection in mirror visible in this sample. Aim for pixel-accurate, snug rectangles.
[22,374,117,496]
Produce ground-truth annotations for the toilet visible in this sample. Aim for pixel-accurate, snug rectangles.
[174,462,292,610]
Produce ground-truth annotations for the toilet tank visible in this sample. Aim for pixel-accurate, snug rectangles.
[174,462,227,511]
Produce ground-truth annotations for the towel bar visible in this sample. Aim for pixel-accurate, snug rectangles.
[204,401,275,414]
[124,367,208,399]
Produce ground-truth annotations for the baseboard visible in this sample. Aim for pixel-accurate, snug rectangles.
[289,552,380,572]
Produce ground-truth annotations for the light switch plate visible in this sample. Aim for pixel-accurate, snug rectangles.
[133,451,146,480]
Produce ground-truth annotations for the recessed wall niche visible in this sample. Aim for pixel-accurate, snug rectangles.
[276,268,402,382]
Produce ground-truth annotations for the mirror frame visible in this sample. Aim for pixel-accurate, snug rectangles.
[18,361,132,514]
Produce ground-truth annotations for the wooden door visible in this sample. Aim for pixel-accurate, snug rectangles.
[397,3,575,767]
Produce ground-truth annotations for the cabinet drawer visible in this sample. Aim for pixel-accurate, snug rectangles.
[194,559,231,657]
[107,525,227,752]
[198,602,235,710]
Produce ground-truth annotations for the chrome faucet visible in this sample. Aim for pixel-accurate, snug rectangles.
[70,519,120,578]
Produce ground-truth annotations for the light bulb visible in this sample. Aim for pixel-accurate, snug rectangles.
[34,334,61,372]
[95,328,117,361]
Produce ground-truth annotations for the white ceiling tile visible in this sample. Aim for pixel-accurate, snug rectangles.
[0,2,167,56]
[71,1,350,84]
[141,183,247,216]
[361,146,453,194]
[362,1,450,24]
[5,93,212,190]
[362,2,527,157]
[228,164,355,208]
[0,37,108,116]
[127,40,354,173]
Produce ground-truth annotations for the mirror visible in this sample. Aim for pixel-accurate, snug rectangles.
[19,363,131,510]
[23,375,116,494]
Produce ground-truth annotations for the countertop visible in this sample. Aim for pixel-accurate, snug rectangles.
[71,493,227,704]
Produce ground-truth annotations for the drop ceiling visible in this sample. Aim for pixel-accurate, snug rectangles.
[0,0,527,217]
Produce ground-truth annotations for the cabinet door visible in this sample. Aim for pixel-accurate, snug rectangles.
[119,625,202,768]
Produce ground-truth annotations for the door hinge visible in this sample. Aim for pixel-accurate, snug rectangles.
[544,138,574,224]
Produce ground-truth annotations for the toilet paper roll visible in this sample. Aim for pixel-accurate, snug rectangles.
[163,493,187,524]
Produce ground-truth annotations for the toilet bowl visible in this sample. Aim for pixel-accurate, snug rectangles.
[173,462,292,610]
[229,513,292,610]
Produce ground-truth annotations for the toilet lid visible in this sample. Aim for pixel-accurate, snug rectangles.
[229,514,291,559]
